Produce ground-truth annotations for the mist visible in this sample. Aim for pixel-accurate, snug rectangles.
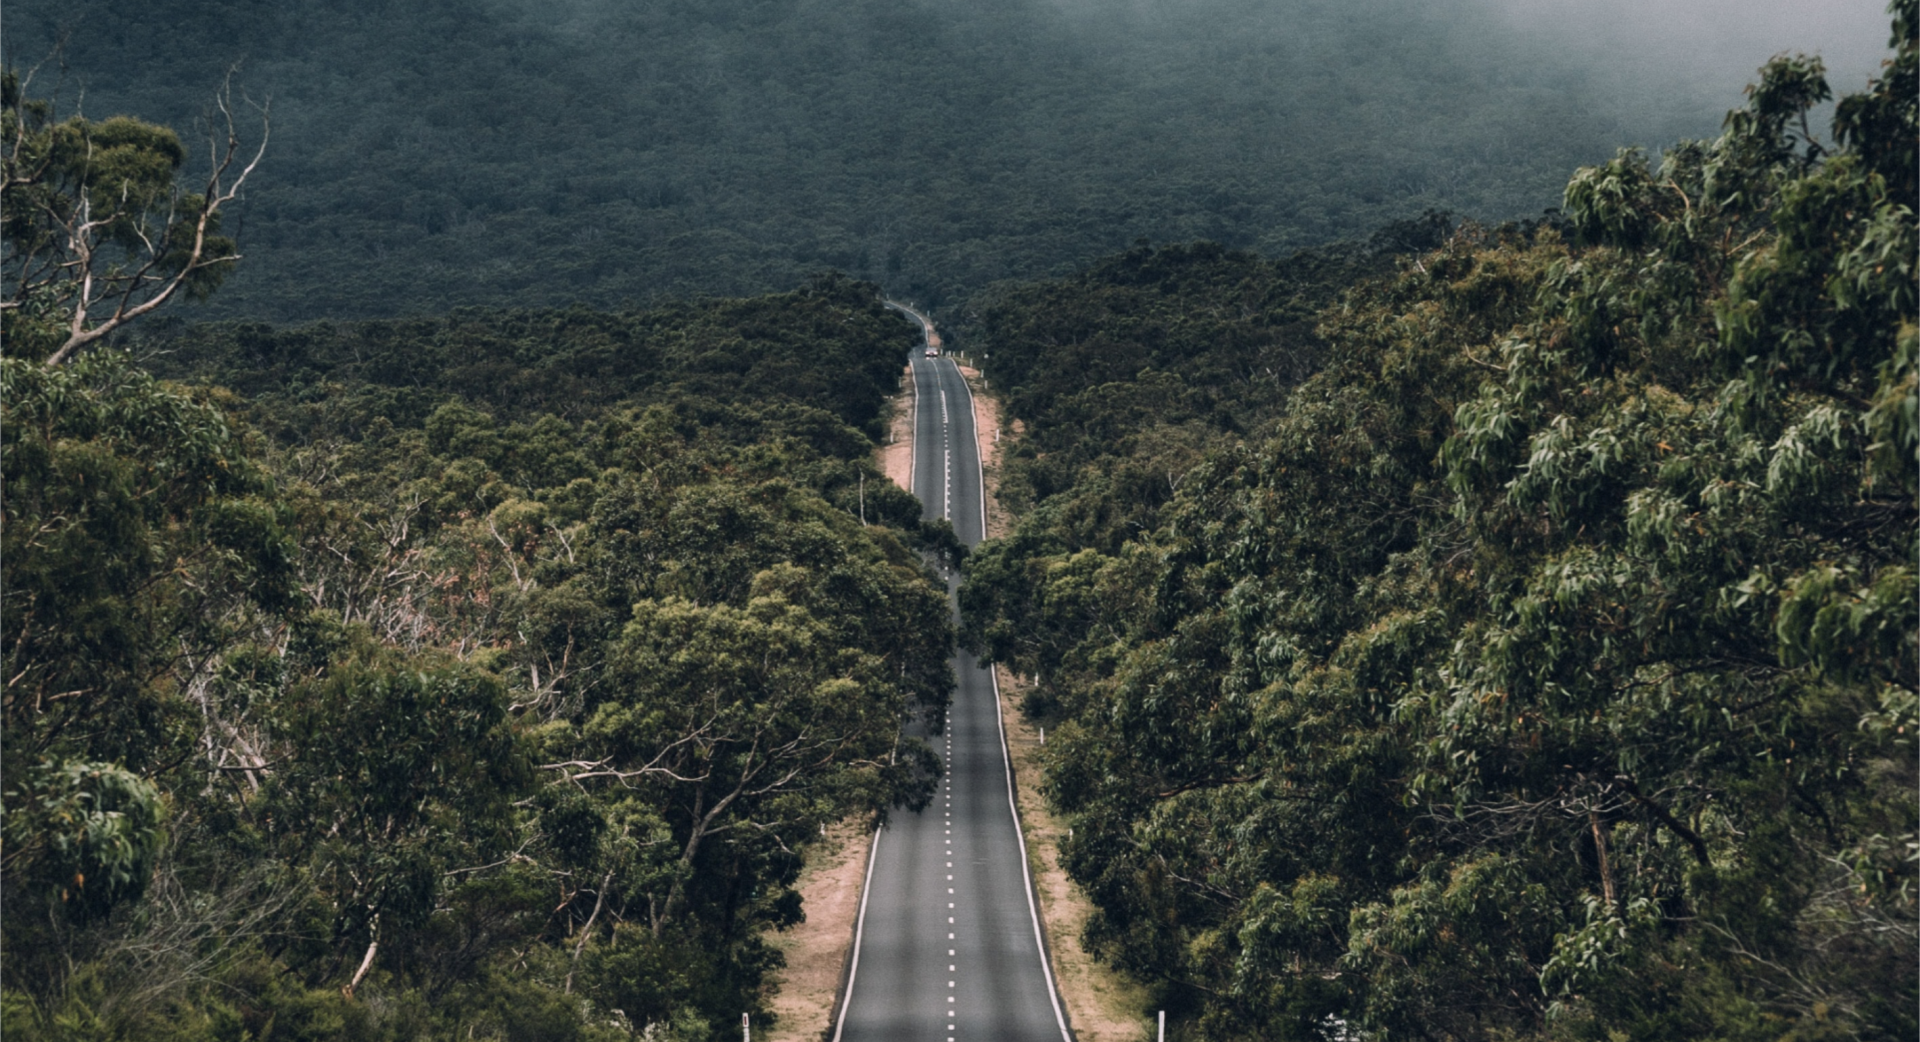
[1013,0,1893,150]
[8,0,1902,321]
[1478,0,1893,133]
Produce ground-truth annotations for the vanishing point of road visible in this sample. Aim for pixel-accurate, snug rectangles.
[833,306,1073,1042]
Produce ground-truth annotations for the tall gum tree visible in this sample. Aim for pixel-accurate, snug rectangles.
[964,6,1916,1037]
[0,67,265,364]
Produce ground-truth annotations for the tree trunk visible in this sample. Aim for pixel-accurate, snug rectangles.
[342,913,379,999]
[566,870,615,993]
[1589,810,1618,913]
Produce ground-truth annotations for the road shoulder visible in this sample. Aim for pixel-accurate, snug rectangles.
[881,366,914,493]
[997,667,1152,1042]
[761,815,877,1042]
[959,361,1150,1042]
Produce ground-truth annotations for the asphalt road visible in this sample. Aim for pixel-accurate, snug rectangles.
[834,317,1071,1042]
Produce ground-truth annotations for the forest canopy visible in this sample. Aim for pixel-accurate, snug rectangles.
[960,7,1916,1039]
[1,1,1913,1041]
[5,0,1876,322]
[3,276,958,1040]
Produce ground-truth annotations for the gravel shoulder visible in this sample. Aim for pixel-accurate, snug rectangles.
[996,667,1153,1042]
[880,367,914,493]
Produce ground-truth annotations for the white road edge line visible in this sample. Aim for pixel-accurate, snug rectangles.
[837,328,1071,1042]
[943,390,953,521]
[964,360,1074,1042]
[831,824,885,1042]
[949,359,991,543]
[990,655,1074,1042]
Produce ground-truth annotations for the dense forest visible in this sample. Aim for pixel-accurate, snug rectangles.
[5,0,1876,321]
[962,10,1916,1040]
[4,272,966,1038]
[3,1,1915,1040]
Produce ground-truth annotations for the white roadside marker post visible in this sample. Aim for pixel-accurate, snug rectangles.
[1159,1009,1166,1042]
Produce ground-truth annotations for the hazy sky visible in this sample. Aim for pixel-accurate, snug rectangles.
[1480,0,1893,99]
[1023,0,1896,144]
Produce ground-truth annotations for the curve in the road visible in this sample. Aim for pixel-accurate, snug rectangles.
[832,334,1071,1042]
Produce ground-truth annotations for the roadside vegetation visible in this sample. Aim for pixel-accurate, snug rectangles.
[3,254,961,1038]
[2,4,1912,1041]
[961,12,1916,1039]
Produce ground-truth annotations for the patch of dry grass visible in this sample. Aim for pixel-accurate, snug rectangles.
[880,367,914,492]
[761,816,876,1042]
[998,667,1153,1042]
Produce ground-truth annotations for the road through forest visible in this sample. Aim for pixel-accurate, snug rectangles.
[832,307,1072,1042]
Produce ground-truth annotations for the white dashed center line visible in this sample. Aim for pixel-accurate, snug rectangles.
[940,390,952,518]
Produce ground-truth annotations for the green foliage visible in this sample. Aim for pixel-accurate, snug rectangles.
[139,272,911,437]
[3,276,949,1039]
[1,762,165,924]
[263,656,528,962]
[5,6,1912,1039]
[6,0,1749,322]
[962,12,1917,1039]
[957,231,1459,705]
[0,358,284,1008]
[1,70,253,364]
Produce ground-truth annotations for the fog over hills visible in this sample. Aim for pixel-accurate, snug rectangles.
[8,0,1891,320]
[3,3,1910,1039]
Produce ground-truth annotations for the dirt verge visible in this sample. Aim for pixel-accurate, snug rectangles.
[998,667,1153,1042]
[880,366,914,493]
[761,815,876,1042]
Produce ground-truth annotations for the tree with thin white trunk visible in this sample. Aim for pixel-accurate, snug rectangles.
[1,65,265,364]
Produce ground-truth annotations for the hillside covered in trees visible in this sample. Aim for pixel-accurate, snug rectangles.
[2,1,1915,1041]
[961,10,1915,1040]
[3,276,966,1039]
[6,0,1880,322]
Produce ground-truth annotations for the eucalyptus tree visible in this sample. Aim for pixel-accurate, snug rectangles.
[965,9,1916,1036]
[0,69,265,364]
